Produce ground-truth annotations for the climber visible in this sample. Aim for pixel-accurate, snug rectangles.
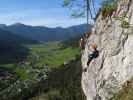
[83,43,99,72]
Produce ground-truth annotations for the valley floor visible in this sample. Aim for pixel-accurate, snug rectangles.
[0,42,85,100]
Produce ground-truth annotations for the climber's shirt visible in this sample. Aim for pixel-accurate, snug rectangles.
[88,50,99,60]
[87,50,99,66]
[83,50,99,72]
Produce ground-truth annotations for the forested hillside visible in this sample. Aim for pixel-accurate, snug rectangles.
[0,23,92,42]
[0,28,38,64]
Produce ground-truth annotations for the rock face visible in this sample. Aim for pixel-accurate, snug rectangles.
[81,0,133,100]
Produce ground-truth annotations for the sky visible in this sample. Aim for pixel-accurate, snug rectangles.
[0,0,102,27]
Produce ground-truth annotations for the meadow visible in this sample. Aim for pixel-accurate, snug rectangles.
[27,42,80,68]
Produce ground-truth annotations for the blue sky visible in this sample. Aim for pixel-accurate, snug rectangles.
[0,0,101,27]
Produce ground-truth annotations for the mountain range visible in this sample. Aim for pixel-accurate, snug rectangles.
[0,23,92,64]
[0,28,34,64]
[0,23,92,42]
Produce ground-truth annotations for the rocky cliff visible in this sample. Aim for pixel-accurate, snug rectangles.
[81,0,133,100]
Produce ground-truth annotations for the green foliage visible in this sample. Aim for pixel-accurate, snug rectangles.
[113,16,130,28]
[15,68,29,80]
[110,79,133,100]
[30,60,85,100]
[121,20,130,28]
[63,0,87,18]
[101,0,117,18]
[63,0,71,6]
[0,28,37,64]
[0,64,16,70]
[71,11,85,18]
[32,89,61,100]
[113,16,124,20]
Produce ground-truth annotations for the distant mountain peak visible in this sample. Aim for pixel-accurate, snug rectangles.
[9,23,26,27]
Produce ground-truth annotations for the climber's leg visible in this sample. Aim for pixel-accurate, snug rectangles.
[87,59,91,66]
[83,59,92,72]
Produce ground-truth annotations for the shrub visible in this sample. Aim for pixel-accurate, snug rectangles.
[101,0,117,18]
[121,20,129,28]
[113,16,130,28]
[110,79,133,100]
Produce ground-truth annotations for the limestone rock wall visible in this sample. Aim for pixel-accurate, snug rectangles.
[81,0,133,100]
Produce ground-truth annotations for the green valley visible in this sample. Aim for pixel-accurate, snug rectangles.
[0,38,84,100]
[27,42,80,68]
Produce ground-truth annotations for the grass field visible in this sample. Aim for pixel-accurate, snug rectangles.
[27,42,80,68]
